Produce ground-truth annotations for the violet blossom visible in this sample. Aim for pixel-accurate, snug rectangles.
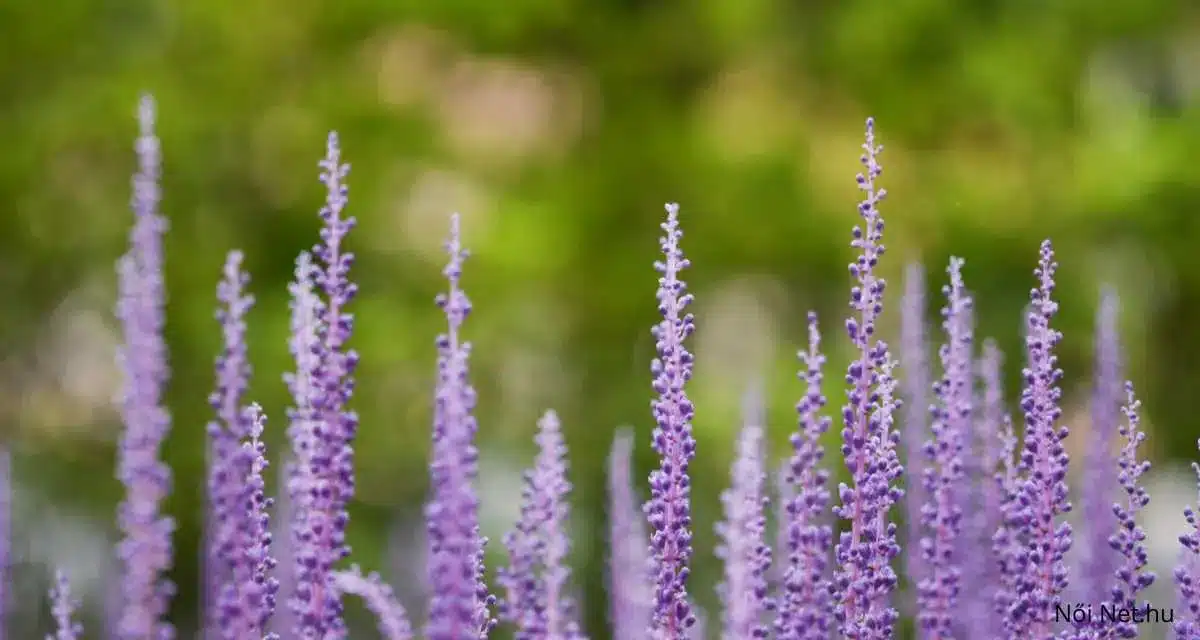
[606,429,651,640]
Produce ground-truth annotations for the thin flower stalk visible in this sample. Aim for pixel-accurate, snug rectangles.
[607,430,652,640]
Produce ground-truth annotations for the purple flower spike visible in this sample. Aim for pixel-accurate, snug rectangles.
[643,202,698,638]
[916,257,972,640]
[899,263,930,606]
[499,410,582,640]
[48,570,83,640]
[606,429,651,640]
[332,565,413,640]
[715,388,773,640]
[959,339,1007,640]
[205,250,255,637]
[832,117,903,640]
[1094,382,1152,640]
[1176,437,1200,637]
[425,214,496,640]
[775,312,833,640]
[1009,240,1071,639]
[1080,287,1123,609]
[115,93,176,640]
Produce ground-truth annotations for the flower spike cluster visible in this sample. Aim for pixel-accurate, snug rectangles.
[643,203,699,638]
[832,117,903,640]
[425,214,496,640]
[916,257,972,639]
[115,93,176,640]
[776,312,833,640]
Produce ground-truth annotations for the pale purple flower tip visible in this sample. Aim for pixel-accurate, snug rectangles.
[715,388,773,640]
[115,93,176,640]
[1009,240,1071,639]
[832,117,902,640]
[499,410,583,639]
[775,312,833,640]
[1096,382,1152,639]
[899,263,930,607]
[425,214,496,640]
[916,257,972,639]
[643,202,698,638]
[332,565,413,640]
[1079,287,1123,608]
[606,429,651,640]
[47,570,82,640]
[205,250,255,636]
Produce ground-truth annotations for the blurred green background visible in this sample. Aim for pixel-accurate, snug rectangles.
[2,0,1199,637]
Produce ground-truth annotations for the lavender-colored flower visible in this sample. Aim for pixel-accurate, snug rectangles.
[832,117,903,640]
[1008,240,1071,639]
[1177,437,1200,638]
[47,570,82,640]
[332,565,413,640]
[1079,287,1123,608]
[205,250,255,637]
[1091,382,1152,640]
[499,410,582,639]
[643,202,698,638]
[425,214,496,640]
[606,429,651,640]
[900,263,930,603]
[992,409,1023,630]
[288,132,362,638]
[959,339,1007,640]
[775,312,833,640]
[216,404,279,638]
[715,388,773,640]
[115,93,175,640]
[916,258,972,639]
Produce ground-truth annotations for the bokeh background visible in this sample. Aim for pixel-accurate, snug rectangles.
[3,0,1200,637]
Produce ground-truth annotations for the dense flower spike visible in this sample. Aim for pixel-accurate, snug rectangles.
[832,117,903,640]
[1093,382,1153,639]
[1009,240,1072,639]
[205,250,256,637]
[899,263,930,607]
[425,214,496,640]
[1079,287,1123,608]
[48,570,82,640]
[959,339,1007,640]
[775,312,834,640]
[643,202,699,638]
[916,257,972,639]
[499,410,583,639]
[332,566,413,640]
[715,389,773,640]
[115,93,176,640]
[607,429,652,640]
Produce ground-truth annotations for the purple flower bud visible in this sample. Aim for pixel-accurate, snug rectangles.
[47,570,82,640]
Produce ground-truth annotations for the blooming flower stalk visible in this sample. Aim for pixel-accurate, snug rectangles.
[715,388,772,640]
[332,565,413,640]
[643,202,698,638]
[1079,287,1122,608]
[832,116,903,640]
[900,263,930,602]
[205,250,256,637]
[775,312,833,640]
[1093,381,1153,639]
[115,93,176,640]
[607,429,651,640]
[916,257,972,640]
[225,404,279,638]
[1177,438,1200,637]
[48,570,82,640]
[499,410,582,639]
[425,214,496,640]
[1009,240,1071,639]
